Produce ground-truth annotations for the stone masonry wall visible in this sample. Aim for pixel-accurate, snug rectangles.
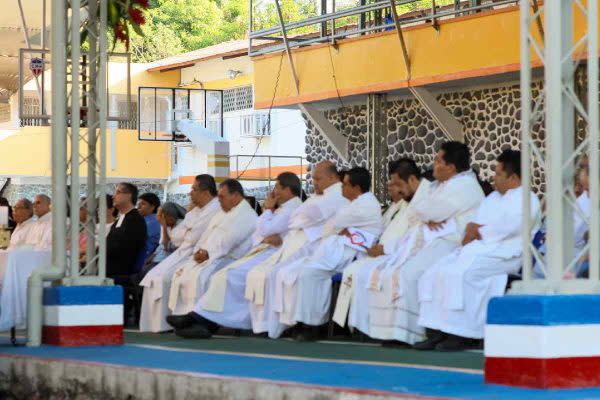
[1,181,165,206]
[304,81,552,195]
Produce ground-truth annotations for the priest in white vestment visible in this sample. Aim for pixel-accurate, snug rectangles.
[139,174,221,332]
[26,194,53,250]
[165,173,304,338]
[166,179,258,322]
[574,166,591,258]
[334,159,429,333]
[8,199,35,249]
[278,167,382,340]
[416,149,540,351]
[245,161,348,336]
[357,141,484,345]
[381,172,405,229]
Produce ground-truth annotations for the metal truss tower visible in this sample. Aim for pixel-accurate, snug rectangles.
[27,0,111,346]
[513,0,600,294]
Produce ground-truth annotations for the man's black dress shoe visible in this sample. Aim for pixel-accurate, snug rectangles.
[413,330,448,350]
[435,334,471,352]
[166,313,196,330]
[175,325,213,339]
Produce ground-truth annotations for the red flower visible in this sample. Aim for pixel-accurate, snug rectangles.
[115,23,127,42]
[134,0,150,9]
[128,7,146,25]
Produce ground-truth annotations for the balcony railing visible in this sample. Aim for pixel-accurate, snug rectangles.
[248,0,519,57]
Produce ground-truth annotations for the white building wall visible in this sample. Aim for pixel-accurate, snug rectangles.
[167,56,307,198]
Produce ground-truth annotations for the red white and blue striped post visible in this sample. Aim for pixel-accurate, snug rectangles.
[485,295,600,388]
[42,286,123,346]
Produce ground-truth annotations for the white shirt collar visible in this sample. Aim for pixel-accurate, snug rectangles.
[18,217,35,227]
[279,196,302,210]
[323,181,342,195]
[37,212,52,222]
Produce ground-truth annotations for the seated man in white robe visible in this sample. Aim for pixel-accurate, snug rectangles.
[166,178,258,318]
[381,161,407,229]
[26,194,53,250]
[165,172,303,338]
[574,166,590,261]
[357,141,485,345]
[416,149,540,351]
[334,159,429,337]
[248,162,349,337]
[139,174,221,333]
[8,199,35,249]
[283,167,383,341]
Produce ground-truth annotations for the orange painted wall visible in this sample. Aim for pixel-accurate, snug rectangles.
[251,5,585,108]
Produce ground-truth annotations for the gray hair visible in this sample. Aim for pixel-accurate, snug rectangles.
[160,202,186,220]
[18,198,33,210]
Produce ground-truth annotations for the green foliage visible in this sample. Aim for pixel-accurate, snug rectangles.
[124,0,319,62]
[123,0,458,62]
[120,0,248,61]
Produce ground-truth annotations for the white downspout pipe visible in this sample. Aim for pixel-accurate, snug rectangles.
[26,0,69,346]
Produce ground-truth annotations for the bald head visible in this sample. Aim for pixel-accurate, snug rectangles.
[33,194,51,218]
[312,160,340,195]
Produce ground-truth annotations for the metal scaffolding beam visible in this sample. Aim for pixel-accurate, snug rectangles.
[27,0,111,347]
[512,0,600,294]
[367,93,389,202]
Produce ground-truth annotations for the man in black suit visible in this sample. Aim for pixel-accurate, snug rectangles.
[107,182,147,279]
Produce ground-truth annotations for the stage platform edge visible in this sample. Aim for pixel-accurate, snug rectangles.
[0,351,429,400]
[485,294,600,388]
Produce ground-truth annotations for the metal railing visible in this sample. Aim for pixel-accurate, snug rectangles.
[229,154,309,197]
[249,0,519,57]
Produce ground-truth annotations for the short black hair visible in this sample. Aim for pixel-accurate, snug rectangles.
[105,194,114,210]
[497,149,521,179]
[220,179,244,197]
[277,172,302,197]
[195,174,218,196]
[390,158,421,182]
[118,182,138,205]
[245,196,263,216]
[139,193,161,213]
[101,194,118,218]
[440,141,471,173]
[345,167,371,193]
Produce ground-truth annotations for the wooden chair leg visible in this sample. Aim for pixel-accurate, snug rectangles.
[10,327,17,346]
[328,281,341,339]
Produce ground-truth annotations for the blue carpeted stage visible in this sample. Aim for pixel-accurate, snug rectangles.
[1,333,600,399]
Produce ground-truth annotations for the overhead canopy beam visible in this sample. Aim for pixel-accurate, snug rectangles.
[273,0,349,163]
[299,103,349,162]
[388,0,411,80]
[409,86,464,142]
[388,0,464,142]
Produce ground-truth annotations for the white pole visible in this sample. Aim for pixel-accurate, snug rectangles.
[70,0,81,279]
[520,0,533,281]
[544,0,574,285]
[27,0,68,346]
[98,0,108,279]
[588,0,599,281]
